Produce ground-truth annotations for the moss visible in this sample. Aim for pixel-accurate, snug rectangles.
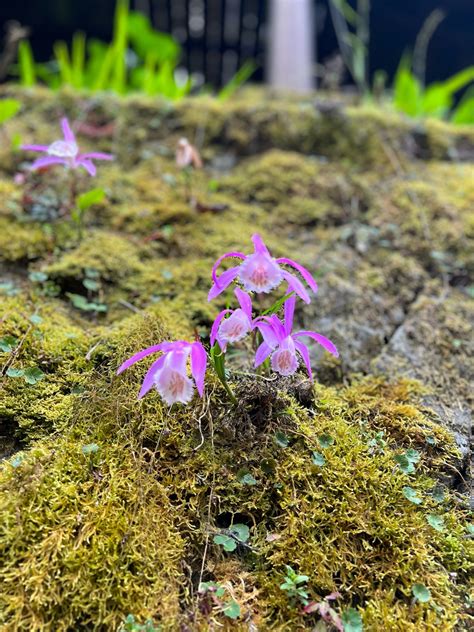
[0,87,473,630]
[0,310,472,630]
[0,294,91,441]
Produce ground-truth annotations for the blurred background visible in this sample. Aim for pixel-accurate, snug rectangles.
[1,0,473,89]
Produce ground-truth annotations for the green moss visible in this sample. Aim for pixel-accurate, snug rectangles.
[0,309,472,630]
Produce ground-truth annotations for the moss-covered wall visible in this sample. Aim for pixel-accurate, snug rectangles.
[0,88,472,631]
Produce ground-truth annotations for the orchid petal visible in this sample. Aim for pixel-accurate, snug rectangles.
[269,314,286,340]
[117,343,165,374]
[254,342,273,367]
[235,287,253,320]
[294,340,313,382]
[208,266,240,301]
[210,309,232,346]
[77,159,96,176]
[293,331,339,357]
[191,341,207,396]
[138,356,166,399]
[29,156,67,171]
[79,152,115,161]
[211,252,245,284]
[21,144,49,152]
[251,233,270,255]
[284,295,296,336]
[255,321,279,348]
[168,348,191,373]
[276,257,318,292]
[282,271,310,304]
[61,117,76,143]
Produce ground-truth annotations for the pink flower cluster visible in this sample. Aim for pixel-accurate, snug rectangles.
[117,234,338,406]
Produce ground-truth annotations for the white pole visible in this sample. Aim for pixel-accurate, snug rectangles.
[268,0,315,93]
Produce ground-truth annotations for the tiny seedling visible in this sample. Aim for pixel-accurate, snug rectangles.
[312,451,326,467]
[72,187,105,239]
[6,366,45,384]
[119,614,162,632]
[395,448,420,474]
[280,565,310,605]
[341,607,364,632]
[426,514,445,532]
[318,433,335,449]
[198,582,241,620]
[402,486,422,505]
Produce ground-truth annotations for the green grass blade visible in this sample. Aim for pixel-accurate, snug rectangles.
[72,32,86,89]
[53,41,74,86]
[218,60,256,101]
[18,40,36,87]
[111,0,129,94]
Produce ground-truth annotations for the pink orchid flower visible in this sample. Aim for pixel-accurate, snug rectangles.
[210,287,259,351]
[21,117,114,176]
[117,340,207,405]
[208,234,318,304]
[254,296,338,379]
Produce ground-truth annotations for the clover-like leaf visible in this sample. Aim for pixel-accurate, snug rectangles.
[341,607,363,632]
[405,448,420,463]
[312,451,326,467]
[318,434,334,449]
[0,335,18,353]
[82,443,100,455]
[230,523,250,543]
[394,454,415,474]
[213,534,237,551]
[412,583,431,603]
[274,431,289,448]
[237,470,257,486]
[403,486,422,505]
[6,367,24,378]
[23,367,45,384]
[426,514,445,532]
[222,599,241,619]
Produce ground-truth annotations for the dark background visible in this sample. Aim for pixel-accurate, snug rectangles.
[1,0,473,87]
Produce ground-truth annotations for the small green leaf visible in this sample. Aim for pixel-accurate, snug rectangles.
[23,367,45,384]
[425,435,437,445]
[403,486,422,505]
[0,335,18,352]
[466,524,474,535]
[430,486,445,503]
[318,433,334,449]
[394,454,415,474]
[76,187,106,212]
[82,443,100,455]
[0,98,21,125]
[426,514,445,532]
[405,448,420,463]
[28,271,48,283]
[237,470,257,486]
[213,534,237,552]
[274,431,289,448]
[11,454,23,468]
[341,607,363,632]
[6,367,24,378]
[29,314,43,325]
[230,523,250,543]
[83,278,100,291]
[412,583,431,603]
[312,451,326,467]
[222,599,241,619]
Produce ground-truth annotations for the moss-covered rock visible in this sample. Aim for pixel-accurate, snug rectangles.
[0,87,473,630]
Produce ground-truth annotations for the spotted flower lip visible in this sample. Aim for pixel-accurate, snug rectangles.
[21,117,114,176]
[210,288,258,351]
[254,295,338,380]
[208,233,318,304]
[117,340,207,404]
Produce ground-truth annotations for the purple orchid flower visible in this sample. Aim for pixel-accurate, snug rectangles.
[208,233,318,304]
[117,340,207,405]
[254,296,338,380]
[21,117,114,176]
[210,287,259,351]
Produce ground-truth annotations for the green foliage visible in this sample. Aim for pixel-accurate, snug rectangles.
[395,448,420,474]
[393,56,474,124]
[341,607,364,632]
[311,451,326,467]
[280,565,310,605]
[14,0,189,100]
[403,486,422,505]
[119,614,162,631]
[426,514,445,532]
[213,523,250,552]
[412,583,431,603]
[198,582,241,620]
[0,99,21,125]
[218,60,257,101]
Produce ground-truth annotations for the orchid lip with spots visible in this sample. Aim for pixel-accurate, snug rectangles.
[210,287,258,351]
[255,296,338,380]
[21,117,114,176]
[117,340,207,405]
[208,233,318,304]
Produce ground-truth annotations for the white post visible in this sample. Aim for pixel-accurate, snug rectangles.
[268,0,315,93]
